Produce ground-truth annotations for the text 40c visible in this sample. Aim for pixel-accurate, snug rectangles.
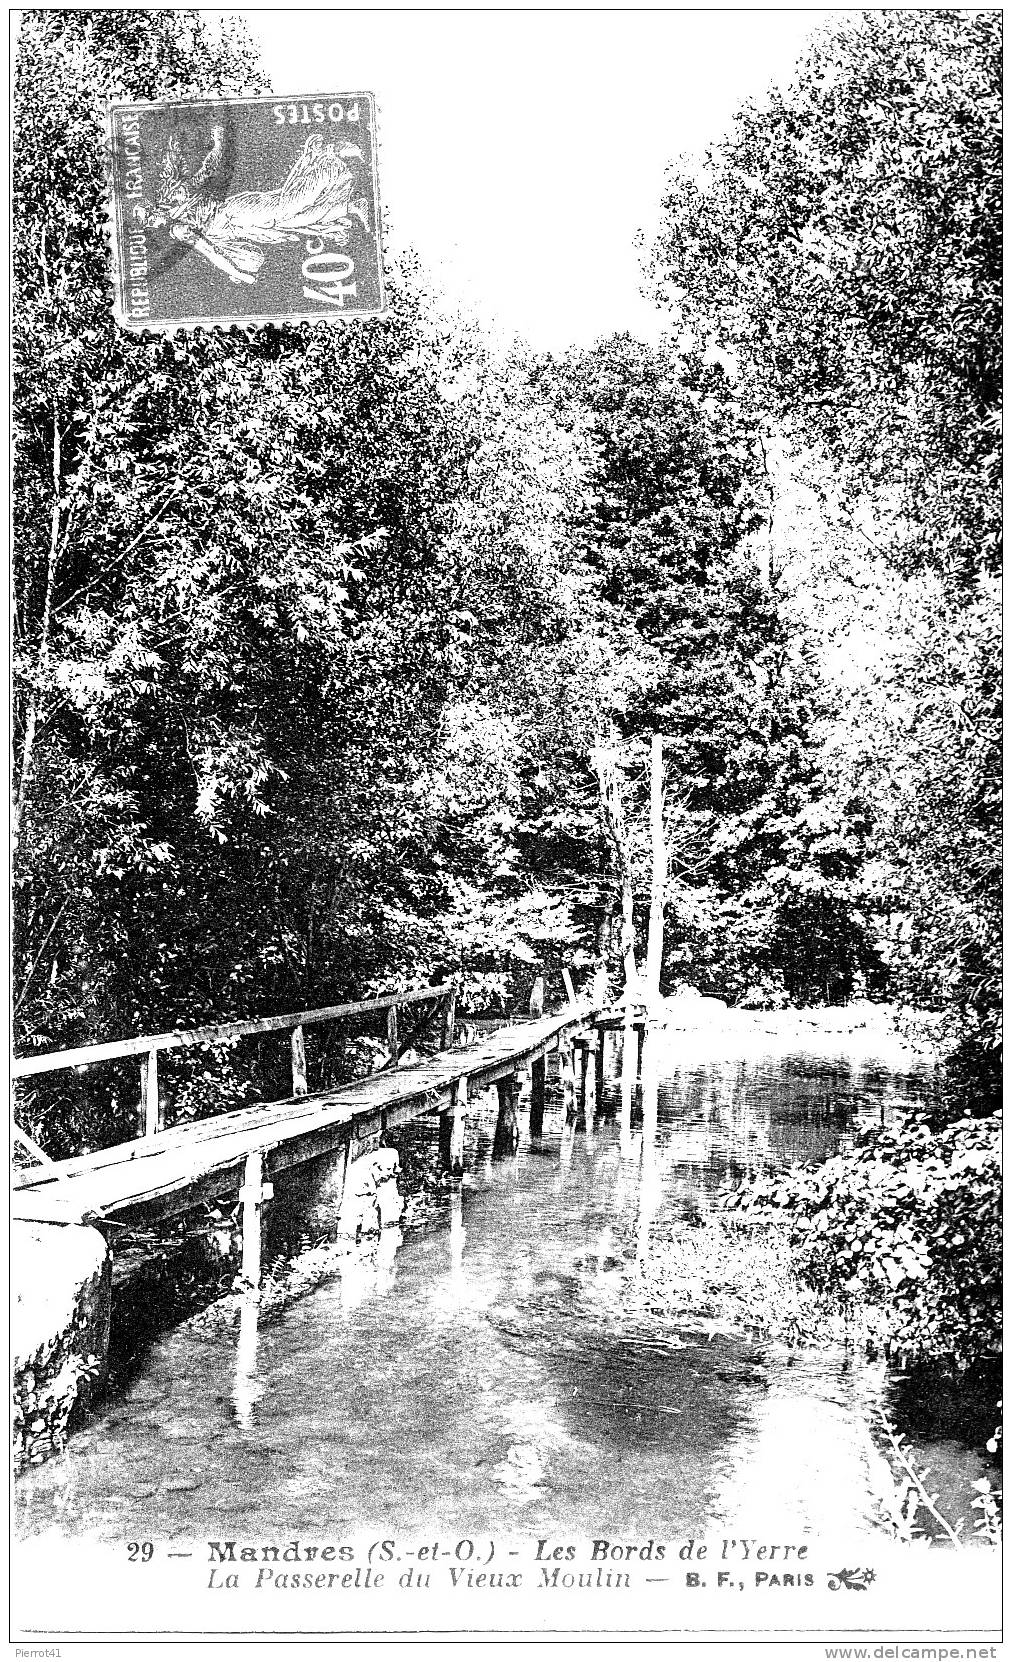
[273,101,361,126]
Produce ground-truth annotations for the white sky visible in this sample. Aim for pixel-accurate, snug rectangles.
[245,8,830,351]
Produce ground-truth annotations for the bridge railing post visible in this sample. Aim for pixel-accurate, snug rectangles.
[441,982,458,1050]
[140,1046,160,1137]
[291,1024,308,1097]
[594,1025,606,1101]
[386,1003,400,1067]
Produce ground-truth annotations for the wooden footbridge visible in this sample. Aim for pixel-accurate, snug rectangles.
[13,979,634,1286]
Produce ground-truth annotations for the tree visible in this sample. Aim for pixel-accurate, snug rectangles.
[12,11,605,1149]
[656,8,1002,1373]
[545,333,876,1004]
[649,8,1000,1069]
[650,9,1000,591]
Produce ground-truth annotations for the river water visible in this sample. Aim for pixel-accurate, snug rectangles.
[15,1011,996,1551]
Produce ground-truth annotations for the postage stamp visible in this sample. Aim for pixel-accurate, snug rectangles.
[107,92,385,330]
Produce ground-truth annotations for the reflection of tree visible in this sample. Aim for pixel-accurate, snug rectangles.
[232,1291,262,1430]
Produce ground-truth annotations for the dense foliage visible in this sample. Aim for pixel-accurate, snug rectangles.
[13,11,600,1149]
[651,10,1000,583]
[544,336,881,1005]
[649,7,1001,1083]
[727,1108,1001,1371]
[656,9,1003,1374]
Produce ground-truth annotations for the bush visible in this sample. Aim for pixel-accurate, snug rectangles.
[725,1109,1002,1372]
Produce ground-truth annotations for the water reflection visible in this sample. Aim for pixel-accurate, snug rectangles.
[338,1226,401,1313]
[557,1110,577,1177]
[449,1186,465,1279]
[708,1353,890,1537]
[636,1030,661,1264]
[232,1293,263,1431]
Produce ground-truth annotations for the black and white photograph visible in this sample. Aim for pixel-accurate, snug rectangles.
[10,5,1002,1649]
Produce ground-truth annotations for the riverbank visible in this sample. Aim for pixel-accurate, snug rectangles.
[630,1005,1000,1545]
[656,995,939,1059]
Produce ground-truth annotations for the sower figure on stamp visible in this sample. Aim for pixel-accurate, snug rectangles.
[140,127,371,285]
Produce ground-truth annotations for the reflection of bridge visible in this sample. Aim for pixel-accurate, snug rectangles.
[13,984,626,1286]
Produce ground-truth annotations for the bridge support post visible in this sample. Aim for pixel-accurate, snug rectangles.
[386,1004,399,1068]
[595,1024,606,1102]
[621,1009,638,1092]
[560,1041,576,1123]
[239,1150,273,1294]
[439,1076,467,1175]
[575,1041,590,1118]
[620,1011,637,1149]
[493,1075,520,1159]
[584,1039,598,1123]
[529,1053,546,1138]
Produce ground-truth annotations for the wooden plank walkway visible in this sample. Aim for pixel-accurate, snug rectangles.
[13,1003,599,1230]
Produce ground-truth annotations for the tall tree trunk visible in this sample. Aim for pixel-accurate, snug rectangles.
[591,744,638,998]
[593,889,614,1005]
[13,402,62,857]
[620,870,637,996]
[644,734,666,1001]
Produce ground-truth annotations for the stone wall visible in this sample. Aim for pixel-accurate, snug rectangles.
[12,1221,111,1473]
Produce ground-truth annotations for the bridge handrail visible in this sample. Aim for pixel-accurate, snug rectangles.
[12,983,456,1081]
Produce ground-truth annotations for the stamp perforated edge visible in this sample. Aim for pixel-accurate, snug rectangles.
[105,89,388,336]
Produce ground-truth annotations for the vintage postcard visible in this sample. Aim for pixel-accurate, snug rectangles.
[11,6,1003,1655]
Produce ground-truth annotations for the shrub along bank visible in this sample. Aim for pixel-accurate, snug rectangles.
[724,1107,1002,1376]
